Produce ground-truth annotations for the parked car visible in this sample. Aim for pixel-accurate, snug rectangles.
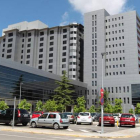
[0,108,30,126]
[0,110,2,114]
[63,112,76,124]
[32,111,44,119]
[120,113,135,127]
[94,113,101,122]
[91,113,97,121]
[30,112,70,129]
[76,112,93,125]
[99,113,115,127]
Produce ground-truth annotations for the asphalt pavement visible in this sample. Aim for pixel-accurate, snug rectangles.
[0,122,140,139]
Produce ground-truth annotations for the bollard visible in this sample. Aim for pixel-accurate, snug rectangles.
[139,119,140,124]
[117,119,119,128]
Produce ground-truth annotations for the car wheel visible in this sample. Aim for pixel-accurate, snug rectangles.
[22,122,28,126]
[98,123,101,126]
[63,126,68,129]
[132,125,135,128]
[53,123,59,130]
[31,122,37,128]
[90,122,93,125]
[77,122,81,125]
[111,124,115,127]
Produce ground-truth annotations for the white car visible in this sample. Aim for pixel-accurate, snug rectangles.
[76,112,93,125]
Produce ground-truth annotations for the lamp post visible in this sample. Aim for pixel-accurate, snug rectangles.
[101,52,106,134]
[19,82,23,104]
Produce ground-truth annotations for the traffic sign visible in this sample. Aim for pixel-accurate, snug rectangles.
[100,88,104,105]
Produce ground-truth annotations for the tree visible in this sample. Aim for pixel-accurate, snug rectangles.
[135,103,140,114]
[114,99,122,113]
[0,101,9,110]
[53,71,74,111]
[129,109,134,114]
[35,100,43,111]
[56,104,65,112]
[104,103,114,113]
[103,91,110,108]
[43,100,57,112]
[88,105,95,113]
[18,99,31,111]
[74,96,86,113]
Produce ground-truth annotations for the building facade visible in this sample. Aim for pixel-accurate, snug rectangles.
[0,58,87,111]
[0,21,84,81]
[84,9,140,112]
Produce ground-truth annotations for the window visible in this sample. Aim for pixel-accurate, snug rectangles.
[49,53,53,57]
[50,30,54,34]
[8,38,13,42]
[27,55,30,58]
[38,66,42,69]
[63,41,67,44]
[62,52,66,56]
[62,64,66,68]
[40,32,44,36]
[62,58,66,62]
[27,49,30,53]
[22,39,24,42]
[39,54,43,58]
[112,87,114,93]
[116,87,118,93]
[8,33,13,37]
[26,60,30,64]
[38,60,43,64]
[50,42,54,45]
[48,65,53,69]
[123,86,125,92]
[92,81,94,86]
[22,44,24,48]
[50,36,54,40]
[63,46,66,50]
[49,47,53,51]
[127,86,129,92]
[119,87,121,93]
[21,55,23,59]
[127,98,129,104]
[28,33,31,37]
[2,49,5,52]
[49,59,53,63]
[7,49,12,53]
[2,54,4,57]
[22,33,24,37]
[63,35,67,38]
[63,29,67,33]
[40,37,44,41]
[124,98,126,104]
[27,44,31,47]
[28,38,31,42]
[21,50,23,53]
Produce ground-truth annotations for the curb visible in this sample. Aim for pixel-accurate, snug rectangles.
[1,128,133,139]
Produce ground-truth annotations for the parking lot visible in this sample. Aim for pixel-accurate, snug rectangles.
[0,122,139,134]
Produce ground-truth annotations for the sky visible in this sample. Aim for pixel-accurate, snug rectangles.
[0,0,140,35]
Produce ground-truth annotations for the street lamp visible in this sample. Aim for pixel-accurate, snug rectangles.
[19,82,23,104]
[101,52,106,134]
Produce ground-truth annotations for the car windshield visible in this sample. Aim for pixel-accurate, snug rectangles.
[113,114,119,116]
[33,112,42,114]
[79,113,89,116]
[121,114,133,118]
[60,113,68,119]
[20,109,28,114]
[91,113,96,116]
[104,114,113,117]
[64,113,73,115]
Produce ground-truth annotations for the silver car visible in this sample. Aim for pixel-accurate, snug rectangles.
[30,112,70,129]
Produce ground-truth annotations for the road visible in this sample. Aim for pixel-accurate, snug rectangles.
[0,131,140,140]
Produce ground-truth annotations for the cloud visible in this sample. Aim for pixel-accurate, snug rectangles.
[68,0,129,15]
[60,21,69,26]
[60,12,69,26]
[62,12,69,20]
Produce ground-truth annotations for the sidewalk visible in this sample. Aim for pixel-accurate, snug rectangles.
[0,125,140,139]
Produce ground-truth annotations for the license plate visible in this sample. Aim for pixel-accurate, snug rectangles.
[104,121,109,123]
[24,114,28,117]
[82,119,86,121]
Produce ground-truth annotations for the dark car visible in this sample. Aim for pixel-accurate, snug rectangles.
[94,113,101,122]
[0,108,30,126]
